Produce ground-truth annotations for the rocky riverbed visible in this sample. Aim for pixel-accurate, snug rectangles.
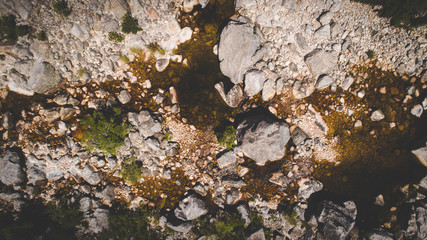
[0,0,426,239]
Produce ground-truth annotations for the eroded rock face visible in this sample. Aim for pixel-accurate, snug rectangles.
[0,151,25,186]
[317,200,357,240]
[174,193,208,221]
[236,114,290,165]
[218,17,264,84]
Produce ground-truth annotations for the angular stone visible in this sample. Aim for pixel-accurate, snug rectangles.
[217,150,237,169]
[244,70,266,97]
[155,58,169,72]
[82,165,101,185]
[236,114,290,165]
[215,82,244,108]
[317,200,357,240]
[412,146,427,167]
[174,193,208,221]
[315,75,334,90]
[262,79,276,101]
[297,178,323,199]
[245,228,266,240]
[0,151,25,186]
[370,110,385,121]
[411,104,423,118]
[291,127,309,146]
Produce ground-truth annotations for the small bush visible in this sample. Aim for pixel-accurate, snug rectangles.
[108,31,124,43]
[53,0,72,17]
[99,207,163,240]
[216,125,236,150]
[196,213,246,240]
[77,68,88,78]
[121,13,141,34]
[119,55,130,64]
[146,42,166,55]
[37,31,47,41]
[120,158,143,184]
[0,15,29,44]
[0,54,5,61]
[282,205,298,226]
[79,108,131,156]
[366,50,375,59]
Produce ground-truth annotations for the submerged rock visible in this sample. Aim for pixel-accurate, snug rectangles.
[370,110,385,121]
[236,113,290,165]
[218,17,264,84]
[0,151,25,186]
[317,200,357,240]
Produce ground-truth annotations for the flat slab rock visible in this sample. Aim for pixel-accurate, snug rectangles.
[236,113,290,165]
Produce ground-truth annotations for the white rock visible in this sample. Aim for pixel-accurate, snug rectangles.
[315,75,334,90]
[179,27,193,43]
[410,104,423,118]
[370,110,385,121]
[155,58,169,72]
[118,90,131,104]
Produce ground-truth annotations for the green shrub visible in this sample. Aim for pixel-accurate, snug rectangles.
[366,50,375,59]
[0,54,5,61]
[196,213,246,240]
[216,125,236,150]
[77,68,88,78]
[120,157,143,184]
[0,201,82,240]
[121,13,141,34]
[146,42,166,55]
[108,31,124,43]
[164,132,172,142]
[353,0,427,28]
[37,30,47,41]
[53,0,72,17]
[0,15,29,44]
[79,108,131,156]
[119,55,130,64]
[282,204,298,226]
[99,207,164,240]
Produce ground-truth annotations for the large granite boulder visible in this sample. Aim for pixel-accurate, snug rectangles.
[174,193,208,221]
[236,114,290,165]
[317,200,357,240]
[218,17,264,84]
[0,150,25,186]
